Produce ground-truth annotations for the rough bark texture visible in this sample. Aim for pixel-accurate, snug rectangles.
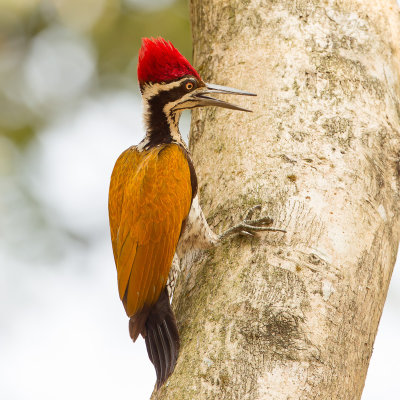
[152,1,400,399]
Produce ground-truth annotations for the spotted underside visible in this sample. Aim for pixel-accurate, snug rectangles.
[108,143,192,320]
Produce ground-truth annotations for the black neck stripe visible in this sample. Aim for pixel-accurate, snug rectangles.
[145,84,187,148]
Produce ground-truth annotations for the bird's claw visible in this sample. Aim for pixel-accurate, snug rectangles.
[244,216,274,226]
[244,205,262,221]
[219,205,286,241]
[240,230,255,237]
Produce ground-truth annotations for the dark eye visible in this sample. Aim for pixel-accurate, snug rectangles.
[184,80,195,91]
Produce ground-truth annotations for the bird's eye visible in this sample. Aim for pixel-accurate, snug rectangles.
[185,81,194,91]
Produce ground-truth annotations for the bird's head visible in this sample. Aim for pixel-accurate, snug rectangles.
[137,37,256,115]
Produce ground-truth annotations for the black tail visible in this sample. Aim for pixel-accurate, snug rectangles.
[145,288,180,389]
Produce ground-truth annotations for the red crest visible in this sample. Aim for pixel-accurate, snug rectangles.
[137,37,201,84]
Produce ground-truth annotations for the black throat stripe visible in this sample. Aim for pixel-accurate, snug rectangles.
[146,84,187,148]
[143,81,198,200]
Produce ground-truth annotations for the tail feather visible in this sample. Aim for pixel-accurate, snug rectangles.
[162,319,178,375]
[157,324,170,381]
[129,308,150,342]
[147,328,162,382]
[144,288,180,389]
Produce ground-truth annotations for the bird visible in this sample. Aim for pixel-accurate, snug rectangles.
[108,37,282,389]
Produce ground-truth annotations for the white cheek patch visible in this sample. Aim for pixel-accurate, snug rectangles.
[141,80,184,100]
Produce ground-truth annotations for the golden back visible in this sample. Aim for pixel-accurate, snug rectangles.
[108,143,192,317]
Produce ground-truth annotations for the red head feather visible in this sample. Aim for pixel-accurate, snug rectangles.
[137,37,201,84]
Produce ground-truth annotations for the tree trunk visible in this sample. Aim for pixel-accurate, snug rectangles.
[152,1,400,399]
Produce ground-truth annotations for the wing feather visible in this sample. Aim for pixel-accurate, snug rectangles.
[117,234,137,301]
[108,143,192,318]
[125,242,151,314]
[148,233,170,306]
[109,148,139,259]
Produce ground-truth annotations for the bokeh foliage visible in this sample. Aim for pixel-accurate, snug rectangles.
[0,0,192,148]
[0,0,191,263]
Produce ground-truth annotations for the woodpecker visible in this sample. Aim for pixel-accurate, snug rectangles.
[108,37,279,389]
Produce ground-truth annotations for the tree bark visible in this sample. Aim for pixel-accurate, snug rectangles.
[153,1,400,399]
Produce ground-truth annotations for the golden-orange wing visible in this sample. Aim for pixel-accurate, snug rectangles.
[108,143,192,317]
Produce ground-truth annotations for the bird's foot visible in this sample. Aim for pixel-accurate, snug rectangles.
[218,205,286,241]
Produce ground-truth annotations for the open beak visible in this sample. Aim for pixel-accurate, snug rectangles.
[192,83,256,112]
[172,82,256,112]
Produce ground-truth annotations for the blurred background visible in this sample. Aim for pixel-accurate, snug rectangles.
[0,1,398,399]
